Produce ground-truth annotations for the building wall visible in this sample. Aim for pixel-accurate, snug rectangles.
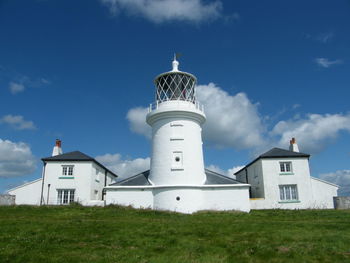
[260,157,314,209]
[8,178,42,205]
[105,185,251,213]
[105,188,153,209]
[42,161,94,205]
[236,160,264,198]
[311,177,338,208]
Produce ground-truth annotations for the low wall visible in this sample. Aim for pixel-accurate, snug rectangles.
[334,197,350,209]
[0,195,15,205]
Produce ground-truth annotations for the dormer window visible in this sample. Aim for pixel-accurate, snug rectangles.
[280,162,292,173]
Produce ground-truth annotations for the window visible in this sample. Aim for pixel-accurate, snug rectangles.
[62,165,74,176]
[279,185,298,201]
[280,162,292,173]
[57,189,75,204]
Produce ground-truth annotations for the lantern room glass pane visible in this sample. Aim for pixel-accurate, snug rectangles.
[155,73,196,103]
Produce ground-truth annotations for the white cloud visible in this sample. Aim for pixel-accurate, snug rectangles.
[96,153,150,179]
[126,107,151,138]
[319,170,350,196]
[315,58,343,68]
[0,139,37,177]
[9,82,25,94]
[0,115,36,130]
[197,83,265,149]
[100,0,223,23]
[271,113,350,154]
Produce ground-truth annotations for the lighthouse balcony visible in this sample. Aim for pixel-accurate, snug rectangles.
[148,100,204,114]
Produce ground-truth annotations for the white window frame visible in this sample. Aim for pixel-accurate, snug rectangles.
[279,185,298,201]
[62,165,74,176]
[57,189,75,204]
[279,162,292,173]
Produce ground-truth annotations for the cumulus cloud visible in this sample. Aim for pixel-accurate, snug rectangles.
[319,170,350,196]
[0,139,37,177]
[9,82,25,94]
[315,58,343,68]
[96,153,150,179]
[271,113,350,154]
[126,107,151,138]
[197,83,265,149]
[100,0,223,23]
[0,115,36,130]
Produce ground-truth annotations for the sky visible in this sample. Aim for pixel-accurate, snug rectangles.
[0,0,350,195]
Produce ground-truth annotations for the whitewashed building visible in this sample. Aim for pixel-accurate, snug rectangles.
[235,138,338,209]
[8,140,117,206]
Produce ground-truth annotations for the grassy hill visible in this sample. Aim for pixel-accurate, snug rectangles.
[0,205,349,263]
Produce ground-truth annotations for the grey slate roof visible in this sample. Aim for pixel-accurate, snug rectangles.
[234,147,310,175]
[260,148,310,158]
[42,151,118,177]
[110,170,151,186]
[109,169,241,186]
[204,169,241,184]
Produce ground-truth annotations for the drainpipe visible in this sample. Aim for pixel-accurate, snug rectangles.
[102,170,107,201]
[40,162,47,205]
[47,184,51,205]
[245,168,252,198]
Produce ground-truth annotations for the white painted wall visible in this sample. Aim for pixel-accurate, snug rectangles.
[8,178,42,205]
[310,177,338,209]
[42,161,92,205]
[261,157,314,209]
[105,188,153,209]
[147,101,206,185]
[105,184,251,214]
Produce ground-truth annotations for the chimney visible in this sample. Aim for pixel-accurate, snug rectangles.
[52,139,63,156]
[289,137,299,152]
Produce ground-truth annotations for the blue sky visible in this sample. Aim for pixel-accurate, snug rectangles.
[1,0,349,195]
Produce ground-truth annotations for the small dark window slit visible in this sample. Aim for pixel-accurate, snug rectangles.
[176,196,180,201]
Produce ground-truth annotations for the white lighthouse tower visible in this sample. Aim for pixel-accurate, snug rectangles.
[105,57,251,213]
[146,56,206,185]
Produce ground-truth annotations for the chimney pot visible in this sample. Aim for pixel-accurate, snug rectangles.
[55,139,61,148]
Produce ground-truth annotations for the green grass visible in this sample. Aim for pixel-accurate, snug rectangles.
[0,206,349,263]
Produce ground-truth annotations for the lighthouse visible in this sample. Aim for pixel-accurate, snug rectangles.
[146,56,206,185]
[105,57,251,213]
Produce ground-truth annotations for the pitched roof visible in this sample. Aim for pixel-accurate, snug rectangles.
[42,151,118,177]
[234,147,310,175]
[109,169,241,186]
